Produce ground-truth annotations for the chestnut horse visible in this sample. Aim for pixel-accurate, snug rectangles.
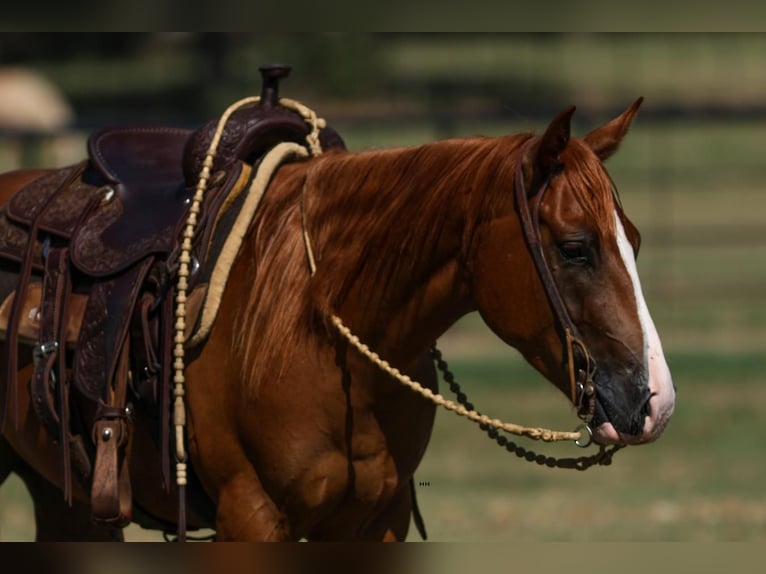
[0,99,674,541]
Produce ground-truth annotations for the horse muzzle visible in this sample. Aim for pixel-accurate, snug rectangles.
[591,383,675,446]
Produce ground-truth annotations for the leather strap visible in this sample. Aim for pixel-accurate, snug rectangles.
[1,163,85,432]
[159,286,175,492]
[28,247,92,494]
[130,292,160,405]
[91,417,128,524]
[32,247,73,502]
[91,337,133,526]
[514,138,596,421]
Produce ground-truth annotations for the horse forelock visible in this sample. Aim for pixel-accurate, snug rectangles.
[558,138,618,234]
[232,135,535,396]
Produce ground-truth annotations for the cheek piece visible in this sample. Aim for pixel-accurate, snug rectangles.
[514,138,597,428]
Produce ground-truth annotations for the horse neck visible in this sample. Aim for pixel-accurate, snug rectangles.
[308,138,521,364]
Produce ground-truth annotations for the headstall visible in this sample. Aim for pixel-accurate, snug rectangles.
[513,137,597,425]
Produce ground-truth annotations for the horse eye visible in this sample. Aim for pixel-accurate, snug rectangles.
[559,241,588,263]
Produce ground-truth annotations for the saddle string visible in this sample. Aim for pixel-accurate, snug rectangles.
[175,96,326,541]
[300,164,318,276]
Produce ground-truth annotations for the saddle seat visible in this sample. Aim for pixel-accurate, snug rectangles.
[79,94,341,279]
[0,64,346,531]
[88,126,191,188]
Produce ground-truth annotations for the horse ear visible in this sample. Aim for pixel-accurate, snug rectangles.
[584,97,644,161]
[522,105,575,195]
[537,105,575,173]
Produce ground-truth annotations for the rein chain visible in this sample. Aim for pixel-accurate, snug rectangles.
[430,347,624,470]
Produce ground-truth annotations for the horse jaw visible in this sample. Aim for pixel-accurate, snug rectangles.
[592,212,675,446]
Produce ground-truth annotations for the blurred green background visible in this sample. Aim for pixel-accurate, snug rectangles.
[0,33,765,541]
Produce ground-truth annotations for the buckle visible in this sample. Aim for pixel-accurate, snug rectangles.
[33,340,59,363]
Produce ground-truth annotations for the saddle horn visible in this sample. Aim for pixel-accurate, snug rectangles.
[258,64,291,107]
[181,63,345,184]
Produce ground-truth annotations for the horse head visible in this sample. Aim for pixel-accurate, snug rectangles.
[468,99,675,446]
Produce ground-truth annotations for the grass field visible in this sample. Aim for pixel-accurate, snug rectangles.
[1,34,766,542]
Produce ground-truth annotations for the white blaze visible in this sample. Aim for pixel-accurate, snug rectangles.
[594,211,676,444]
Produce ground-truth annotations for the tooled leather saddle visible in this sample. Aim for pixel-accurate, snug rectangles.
[0,65,345,529]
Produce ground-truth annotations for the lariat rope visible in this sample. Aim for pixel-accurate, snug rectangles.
[173,95,325,541]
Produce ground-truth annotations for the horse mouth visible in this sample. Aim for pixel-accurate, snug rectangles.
[590,389,673,446]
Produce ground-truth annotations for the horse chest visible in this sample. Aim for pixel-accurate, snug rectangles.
[349,437,399,504]
[240,351,437,538]
[287,437,400,539]
[298,449,396,502]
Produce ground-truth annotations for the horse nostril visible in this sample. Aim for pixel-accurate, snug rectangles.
[591,373,652,438]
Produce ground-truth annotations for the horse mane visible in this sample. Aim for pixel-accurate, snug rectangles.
[231,132,617,396]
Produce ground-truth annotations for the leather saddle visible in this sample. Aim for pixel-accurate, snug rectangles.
[0,65,345,529]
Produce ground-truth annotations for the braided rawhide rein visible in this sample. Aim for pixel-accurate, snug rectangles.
[332,316,623,468]
[332,316,583,444]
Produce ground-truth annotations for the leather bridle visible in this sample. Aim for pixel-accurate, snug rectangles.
[514,137,597,425]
